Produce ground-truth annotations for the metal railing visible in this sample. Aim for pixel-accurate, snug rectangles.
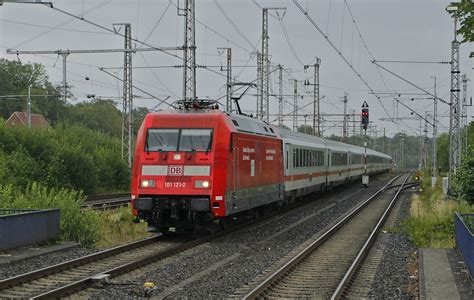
[455,212,474,278]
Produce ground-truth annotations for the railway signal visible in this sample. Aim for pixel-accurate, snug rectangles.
[361,101,369,131]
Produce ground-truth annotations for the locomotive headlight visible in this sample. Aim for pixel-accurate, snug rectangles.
[140,179,155,188]
[173,153,181,160]
[195,180,210,189]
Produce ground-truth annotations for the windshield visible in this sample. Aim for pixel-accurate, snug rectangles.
[146,129,179,152]
[179,129,213,152]
[145,128,213,152]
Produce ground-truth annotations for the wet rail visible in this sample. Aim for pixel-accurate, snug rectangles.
[243,173,410,299]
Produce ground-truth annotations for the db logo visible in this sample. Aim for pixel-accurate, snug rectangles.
[168,165,183,176]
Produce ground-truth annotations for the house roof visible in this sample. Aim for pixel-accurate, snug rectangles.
[6,112,49,127]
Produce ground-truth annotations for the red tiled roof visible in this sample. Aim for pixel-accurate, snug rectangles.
[6,112,49,127]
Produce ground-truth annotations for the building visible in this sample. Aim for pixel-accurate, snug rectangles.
[6,112,49,128]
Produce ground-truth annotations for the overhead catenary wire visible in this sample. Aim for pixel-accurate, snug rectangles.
[0,19,114,35]
[10,0,113,49]
[214,0,257,51]
[278,17,306,66]
[28,1,245,88]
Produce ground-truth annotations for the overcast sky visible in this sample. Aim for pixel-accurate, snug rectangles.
[0,0,472,137]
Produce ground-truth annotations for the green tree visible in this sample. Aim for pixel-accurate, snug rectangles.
[297,124,314,135]
[0,59,66,122]
[132,106,150,136]
[66,99,122,137]
[455,149,474,203]
[437,134,450,174]
[448,0,474,56]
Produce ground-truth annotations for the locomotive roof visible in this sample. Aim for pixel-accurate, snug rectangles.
[150,109,390,159]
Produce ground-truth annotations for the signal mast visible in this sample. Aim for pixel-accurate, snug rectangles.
[361,101,370,187]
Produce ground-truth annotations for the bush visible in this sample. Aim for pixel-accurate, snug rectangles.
[0,182,100,246]
[404,176,473,248]
[455,148,474,204]
[0,120,129,194]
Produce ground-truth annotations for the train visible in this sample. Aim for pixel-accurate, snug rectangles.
[131,101,392,234]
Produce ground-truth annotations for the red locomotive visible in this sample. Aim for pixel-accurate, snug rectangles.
[131,100,391,233]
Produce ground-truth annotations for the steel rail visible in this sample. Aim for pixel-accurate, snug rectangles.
[331,173,410,299]
[243,173,404,299]
[0,235,160,291]
[85,193,130,201]
[83,193,131,209]
[1,173,396,298]
[29,202,306,299]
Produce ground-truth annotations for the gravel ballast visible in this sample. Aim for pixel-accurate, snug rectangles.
[88,175,393,299]
[0,246,97,280]
[369,190,418,298]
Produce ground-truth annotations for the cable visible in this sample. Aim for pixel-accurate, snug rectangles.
[138,52,180,98]
[279,17,306,66]
[141,0,172,44]
[11,0,113,49]
[214,0,257,51]
[0,19,113,35]
[293,0,393,121]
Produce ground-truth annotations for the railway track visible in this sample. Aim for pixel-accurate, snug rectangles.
[242,173,411,299]
[0,236,184,299]
[83,193,130,210]
[0,174,404,299]
[0,187,323,299]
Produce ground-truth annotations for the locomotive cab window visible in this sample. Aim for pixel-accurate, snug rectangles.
[145,128,213,152]
[179,129,213,152]
[146,129,179,152]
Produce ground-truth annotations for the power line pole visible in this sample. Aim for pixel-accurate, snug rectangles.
[27,85,31,129]
[278,64,283,126]
[423,111,429,168]
[342,93,348,141]
[461,74,470,155]
[60,53,68,103]
[256,52,262,118]
[432,76,438,178]
[352,110,356,137]
[292,79,298,131]
[419,114,423,168]
[182,0,196,101]
[261,8,269,123]
[114,23,133,168]
[304,58,321,136]
[260,7,285,122]
[218,48,233,112]
[382,127,386,153]
[448,14,461,192]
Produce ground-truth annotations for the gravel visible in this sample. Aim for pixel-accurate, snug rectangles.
[88,175,392,299]
[369,190,419,299]
[0,246,97,280]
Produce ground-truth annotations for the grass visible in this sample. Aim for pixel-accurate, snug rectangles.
[0,183,151,249]
[94,206,151,249]
[404,175,473,248]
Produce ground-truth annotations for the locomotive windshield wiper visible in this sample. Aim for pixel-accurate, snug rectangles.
[145,138,150,153]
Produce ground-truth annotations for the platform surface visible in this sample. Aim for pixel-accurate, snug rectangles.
[421,248,472,300]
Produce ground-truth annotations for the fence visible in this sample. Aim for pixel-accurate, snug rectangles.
[0,209,60,251]
[455,212,474,278]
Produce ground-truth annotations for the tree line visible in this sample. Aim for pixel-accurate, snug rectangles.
[0,58,149,195]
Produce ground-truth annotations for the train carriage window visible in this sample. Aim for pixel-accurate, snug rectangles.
[293,148,296,168]
[304,149,309,167]
[179,129,213,152]
[146,129,179,152]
